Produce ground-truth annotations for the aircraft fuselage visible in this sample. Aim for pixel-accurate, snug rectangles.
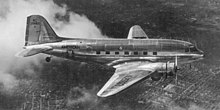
[43,38,204,66]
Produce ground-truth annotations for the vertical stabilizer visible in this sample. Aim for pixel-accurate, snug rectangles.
[25,15,60,46]
[127,25,148,39]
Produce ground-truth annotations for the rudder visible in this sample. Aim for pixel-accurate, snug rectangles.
[25,15,60,46]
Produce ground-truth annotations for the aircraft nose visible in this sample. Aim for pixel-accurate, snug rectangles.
[202,52,205,58]
[199,50,204,58]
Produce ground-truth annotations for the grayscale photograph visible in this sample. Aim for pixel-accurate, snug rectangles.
[0,0,219,110]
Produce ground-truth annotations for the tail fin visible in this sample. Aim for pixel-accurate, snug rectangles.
[127,25,149,39]
[25,15,61,46]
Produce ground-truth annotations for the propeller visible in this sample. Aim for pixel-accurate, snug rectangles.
[174,56,178,72]
[165,61,168,80]
[174,56,178,85]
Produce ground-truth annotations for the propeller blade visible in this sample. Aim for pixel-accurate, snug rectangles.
[166,62,168,72]
[165,62,168,80]
[175,56,177,66]
[174,56,178,72]
[175,56,178,85]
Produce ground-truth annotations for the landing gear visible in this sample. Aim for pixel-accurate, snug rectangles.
[164,72,168,80]
[162,71,174,81]
[164,62,168,80]
[150,72,163,81]
[45,56,51,62]
[167,71,174,76]
[163,71,174,81]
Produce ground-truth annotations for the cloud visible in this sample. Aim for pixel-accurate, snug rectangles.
[188,103,205,110]
[67,87,97,104]
[0,0,106,92]
[67,86,99,108]
[0,71,18,92]
[0,0,9,19]
[56,13,107,38]
[66,86,132,110]
[168,102,206,110]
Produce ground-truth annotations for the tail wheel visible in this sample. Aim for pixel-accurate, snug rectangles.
[45,57,51,62]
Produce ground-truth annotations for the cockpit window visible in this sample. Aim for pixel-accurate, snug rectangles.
[189,46,197,52]
[185,48,189,52]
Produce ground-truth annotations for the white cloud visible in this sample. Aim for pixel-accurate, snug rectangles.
[0,0,106,91]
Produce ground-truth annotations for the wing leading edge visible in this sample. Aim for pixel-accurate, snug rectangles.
[97,62,157,97]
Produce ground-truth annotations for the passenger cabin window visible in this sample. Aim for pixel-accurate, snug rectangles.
[96,51,100,54]
[115,52,119,55]
[124,51,129,55]
[143,51,148,55]
[106,51,110,54]
[153,52,157,55]
[134,51,138,55]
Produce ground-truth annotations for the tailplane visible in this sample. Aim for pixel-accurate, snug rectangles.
[25,15,61,46]
[16,45,52,57]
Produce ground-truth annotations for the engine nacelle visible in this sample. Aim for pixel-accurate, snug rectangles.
[157,62,174,72]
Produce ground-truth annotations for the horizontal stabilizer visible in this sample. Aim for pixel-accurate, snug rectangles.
[16,45,52,57]
[127,25,148,39]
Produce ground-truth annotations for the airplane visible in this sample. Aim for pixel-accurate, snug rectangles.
[16,15,204,97]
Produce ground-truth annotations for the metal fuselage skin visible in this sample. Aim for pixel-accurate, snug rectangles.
[43,38,204,67]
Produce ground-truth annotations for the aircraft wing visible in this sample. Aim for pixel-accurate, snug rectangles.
[97,62,157,97]
[127,25,149,39]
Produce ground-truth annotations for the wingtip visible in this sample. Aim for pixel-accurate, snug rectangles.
[97,93,108,97]
[97,90,115,97]
[97,91,106,97]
